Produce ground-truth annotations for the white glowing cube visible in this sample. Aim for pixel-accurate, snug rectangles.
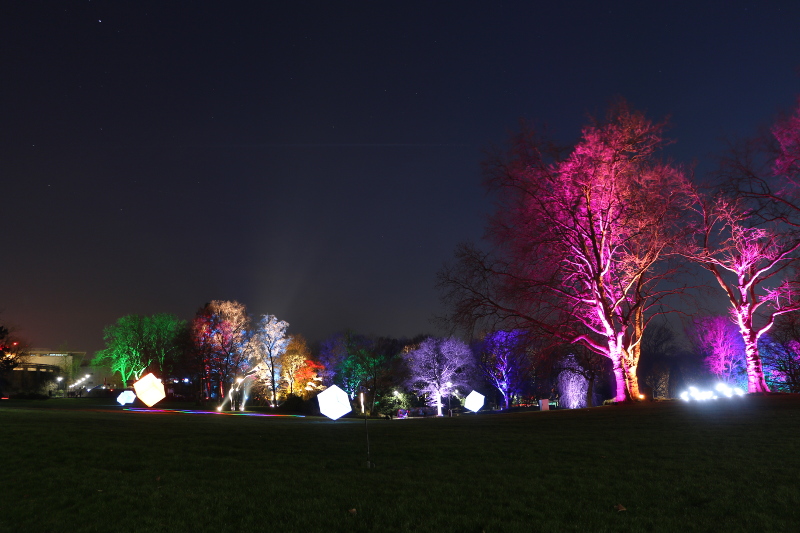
[133,373,166,407]
[464,390,485,412]
[117,390,136,405]
[317,385,351,420]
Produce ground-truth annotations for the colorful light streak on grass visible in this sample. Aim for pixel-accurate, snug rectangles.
[123,407,304,417]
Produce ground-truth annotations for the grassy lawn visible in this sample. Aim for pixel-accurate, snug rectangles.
[1,395,799,533]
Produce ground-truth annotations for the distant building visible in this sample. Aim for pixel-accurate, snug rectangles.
[7,350,120,395]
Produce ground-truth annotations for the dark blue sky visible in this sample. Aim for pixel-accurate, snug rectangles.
[2,1,799,353]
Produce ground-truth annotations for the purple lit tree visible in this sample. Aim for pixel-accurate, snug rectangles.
[476,330,536,409]
[405,337,473,416]
[439,102,692,401]
[555,343,608,407]
[557,355,589,409]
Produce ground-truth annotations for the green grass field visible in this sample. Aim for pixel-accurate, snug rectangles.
[1,395,799,533]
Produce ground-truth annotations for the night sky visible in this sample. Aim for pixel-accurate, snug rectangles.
[3,1,799,353]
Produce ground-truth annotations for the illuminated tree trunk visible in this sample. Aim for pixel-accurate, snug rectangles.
[624,360,641,399]
[610,353,629,402]
[743,339,770,392]
[623,338,642,399]
[734,296,771,393]
[611,344,641,401]
[738,313,770,392]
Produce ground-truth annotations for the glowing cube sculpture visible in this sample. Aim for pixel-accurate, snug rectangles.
[133,373,166,407]
[317,385,351,420]
[464,390,485,413]
[117,390,137,406]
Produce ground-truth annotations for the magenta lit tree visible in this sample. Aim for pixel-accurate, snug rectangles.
[691,194,800,392]
[686,315,745,385]
[695,98,800,392]
[404,337,473,416]
[440,103,692,401]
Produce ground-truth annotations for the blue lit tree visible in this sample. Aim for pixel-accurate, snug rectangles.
[759,312,800,392]
[475,330,536,409]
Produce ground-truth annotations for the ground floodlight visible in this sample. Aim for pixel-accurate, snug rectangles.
[133,373,166,407]
[464,390,485,413]
[117,390,136,406]
[317,385,351,420]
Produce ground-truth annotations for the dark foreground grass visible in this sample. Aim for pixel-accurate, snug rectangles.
[1,395,799,533]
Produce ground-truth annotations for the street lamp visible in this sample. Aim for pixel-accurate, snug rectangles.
[56,377,63,398]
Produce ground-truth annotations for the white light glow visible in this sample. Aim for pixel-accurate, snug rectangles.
[464,390,485,413]
[317,385,352,420]
[680,383,745,402]
[117,390,136,405]
[132,373,166,407]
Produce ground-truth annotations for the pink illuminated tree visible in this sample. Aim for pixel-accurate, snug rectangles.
[686,315,745,384]
[440,102,692,401]
[695,97,800,392]
[690,193,800,392]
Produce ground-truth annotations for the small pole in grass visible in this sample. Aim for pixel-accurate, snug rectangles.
[362,391,373,468]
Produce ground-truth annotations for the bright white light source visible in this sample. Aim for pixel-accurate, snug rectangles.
[317,385,352,420]
[133,373,166,407]
[464,390,485,413]
[117,390,136,405]
[680,383,745,402]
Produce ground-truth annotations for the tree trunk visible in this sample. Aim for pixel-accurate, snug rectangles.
[744,337,770,393]
[625,362,641,399]
[612,357,629,402]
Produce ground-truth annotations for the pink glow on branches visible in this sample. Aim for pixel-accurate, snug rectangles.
[487,103,692,401]
[687,315,745,384]
[692,191,800,392]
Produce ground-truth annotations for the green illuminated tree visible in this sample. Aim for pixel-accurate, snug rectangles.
[93,314,186,386]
